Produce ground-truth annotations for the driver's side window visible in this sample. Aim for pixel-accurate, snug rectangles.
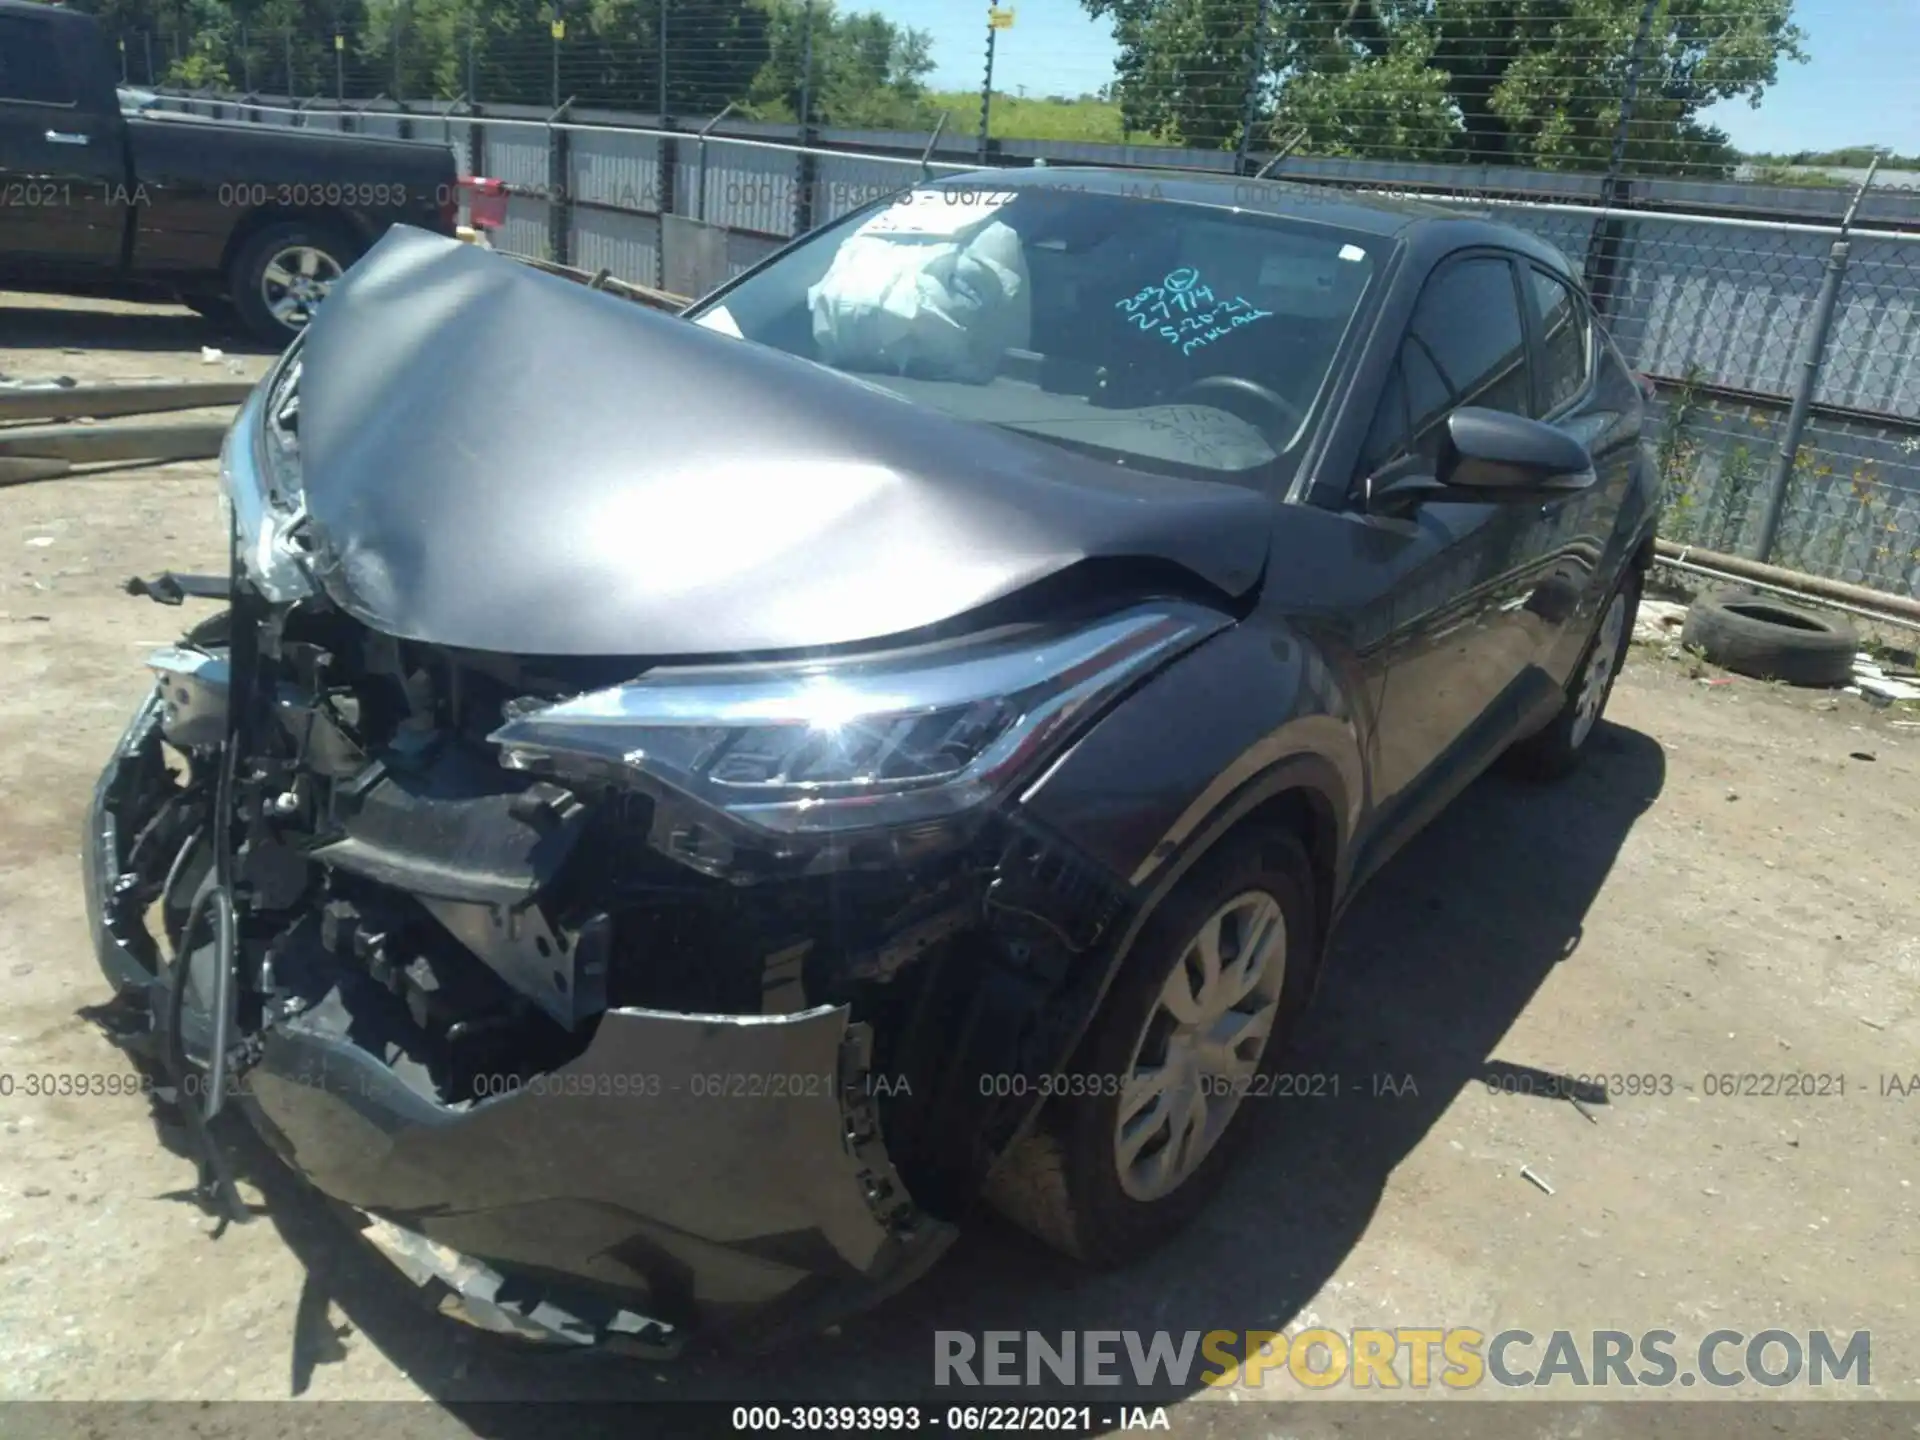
[1358,255,1532,482]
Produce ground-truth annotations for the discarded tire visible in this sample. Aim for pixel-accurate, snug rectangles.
[1679,588,1857,687]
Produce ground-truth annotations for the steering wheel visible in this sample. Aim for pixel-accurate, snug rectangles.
[1174,375,1305,436]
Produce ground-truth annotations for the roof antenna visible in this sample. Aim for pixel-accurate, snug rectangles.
[1253,128,1307,181]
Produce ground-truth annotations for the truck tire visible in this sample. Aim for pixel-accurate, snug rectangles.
[982,827,1318,1267]
[1679,589,1857,687]
[229,220,362,344]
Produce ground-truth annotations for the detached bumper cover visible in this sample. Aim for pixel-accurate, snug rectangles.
[83,700,956,1349]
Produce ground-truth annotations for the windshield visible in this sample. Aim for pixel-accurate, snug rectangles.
[690,185,1380,487]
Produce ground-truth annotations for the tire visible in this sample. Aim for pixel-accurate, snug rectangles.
[228,220,361,344]
[1505,564,1642,781]
[983,827,1319,1267]
[1679,588,1857,688]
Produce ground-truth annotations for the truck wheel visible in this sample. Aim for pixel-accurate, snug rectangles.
[983,828,1318,1267]
[229,221,361,343]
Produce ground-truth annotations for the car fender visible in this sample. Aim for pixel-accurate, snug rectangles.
[1018,618,1365,907]
[971,621,1364,1147]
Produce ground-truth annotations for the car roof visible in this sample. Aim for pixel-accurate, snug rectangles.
[932,166,1577,277]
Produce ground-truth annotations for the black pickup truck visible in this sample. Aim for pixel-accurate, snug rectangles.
[0,0,460,341]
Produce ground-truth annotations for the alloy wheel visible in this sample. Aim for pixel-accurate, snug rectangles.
[260,245,344,329]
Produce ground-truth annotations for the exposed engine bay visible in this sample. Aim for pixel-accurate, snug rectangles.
[91,580,1159,1348]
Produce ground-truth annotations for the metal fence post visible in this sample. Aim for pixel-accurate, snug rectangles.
[469,101,487,189]
[548,97,574,266]
[1232,0,1273,176]
[1582,0,1656,320]
[1752,160,1877,565]
[697,103,739,225]
[656,1,675,291]
[794,2,818,237]
[977,8,996,164]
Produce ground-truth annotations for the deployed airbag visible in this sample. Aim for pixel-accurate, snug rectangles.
[808,193,1031,383]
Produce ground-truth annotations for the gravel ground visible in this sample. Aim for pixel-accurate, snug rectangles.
[2,290,1917,1436]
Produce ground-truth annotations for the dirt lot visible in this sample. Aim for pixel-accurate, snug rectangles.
[2,291,1917,1434]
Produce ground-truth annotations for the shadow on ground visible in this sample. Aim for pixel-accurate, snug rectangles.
[0,297,279,359]
[106,721,1666,1428]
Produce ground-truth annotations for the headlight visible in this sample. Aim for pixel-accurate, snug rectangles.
[489,603,1226,839]
[225,354,315,602]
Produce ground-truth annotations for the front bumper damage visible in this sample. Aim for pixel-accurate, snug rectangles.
[83,599,1138,1351]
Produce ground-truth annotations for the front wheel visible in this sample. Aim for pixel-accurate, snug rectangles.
[229,220,360,344]
[983,828,1319,1267]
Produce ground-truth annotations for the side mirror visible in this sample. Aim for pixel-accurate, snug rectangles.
[1436,407,1595,497]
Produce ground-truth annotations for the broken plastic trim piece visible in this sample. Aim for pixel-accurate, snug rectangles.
[357,1214,684,1358]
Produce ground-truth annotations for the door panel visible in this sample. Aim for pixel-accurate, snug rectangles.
[1354,500,1537,815]
[1517,266,1638,688]
[1349,253,1544,854]
[0,13,124,271]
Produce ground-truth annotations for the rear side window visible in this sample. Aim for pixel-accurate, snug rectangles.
[0,17,73,105]
[1529,267,1591,415]
[1358,255,1530,474]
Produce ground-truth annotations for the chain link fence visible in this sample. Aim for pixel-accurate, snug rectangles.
[110,0,1920,598]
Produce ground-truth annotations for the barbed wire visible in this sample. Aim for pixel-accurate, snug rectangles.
[118,0,1920,595]
[102,0,1914,180]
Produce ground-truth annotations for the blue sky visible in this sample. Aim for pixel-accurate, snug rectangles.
[871,0,1920,155]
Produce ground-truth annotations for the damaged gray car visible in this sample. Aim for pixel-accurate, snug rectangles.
[85,170,1659,1353]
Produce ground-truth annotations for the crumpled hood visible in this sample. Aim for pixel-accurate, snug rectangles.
[295,226,1271,658]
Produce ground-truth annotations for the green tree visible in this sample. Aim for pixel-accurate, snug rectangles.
[1086,0,1271,147]
[746,0,935,128]
[1270,21,1458,159]
[1084,0,1806,170]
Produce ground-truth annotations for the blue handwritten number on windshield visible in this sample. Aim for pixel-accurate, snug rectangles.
[1116,268,1274,355]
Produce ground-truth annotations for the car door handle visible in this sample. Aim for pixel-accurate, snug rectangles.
[45,130,91,146]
